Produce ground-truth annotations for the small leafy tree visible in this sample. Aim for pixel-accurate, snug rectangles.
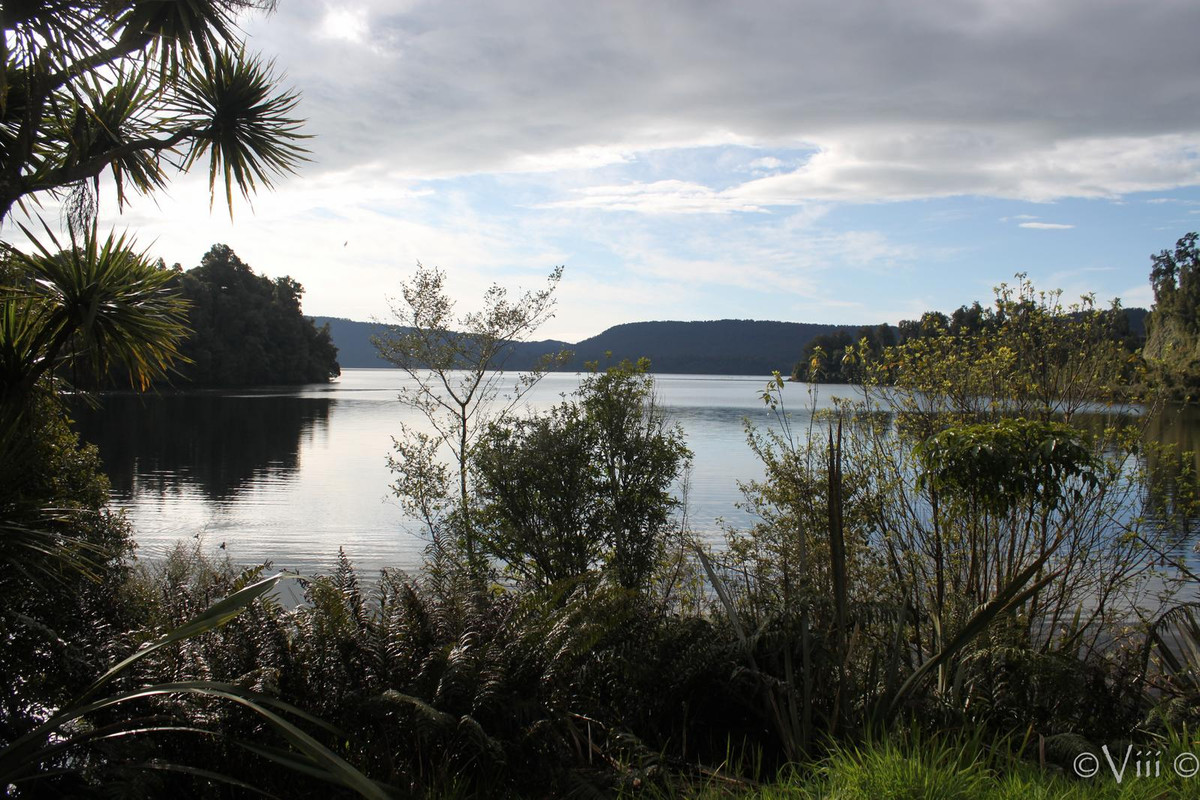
[372,264,569,570]
[474,359,691,592]
[474,402,601,590]
[582,359,692,591]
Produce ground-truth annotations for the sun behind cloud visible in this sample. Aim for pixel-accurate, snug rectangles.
[319,6,368,44]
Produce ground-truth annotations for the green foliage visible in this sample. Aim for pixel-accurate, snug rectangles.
[0,228,187,679]
[860,280,1167,718]
[0,224,189,409]
[793,324,895,383]
[1145,604,1200,728]
[1144,232,1200,398]
[724,731,1200,800]
[1149,232,1200,333]
[713,275,1176,762]
[1,565,387,799]
[102,546,752,797]
[0,0,308,223]
[373,262,569,574]
[0,398,137,742]
[914,418,1100,515]
[475,402,602,589]
[474,358,692,592]
[172,243,340,385]
[874,276,1141,425]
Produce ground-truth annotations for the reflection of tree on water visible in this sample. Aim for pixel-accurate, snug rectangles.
[72,393,333,500]
[1141,404,1200,544]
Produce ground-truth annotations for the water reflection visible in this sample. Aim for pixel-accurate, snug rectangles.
[1144,404,1200,475]
[1141,404,1200,542]
[73,392,333,500]
[65,371,783,575]
[68,371,1200,579]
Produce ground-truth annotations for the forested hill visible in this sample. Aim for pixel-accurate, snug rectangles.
[173,246,340,386]
[312,317,572,370]
[315,316,855,375]
[564,320,852,374]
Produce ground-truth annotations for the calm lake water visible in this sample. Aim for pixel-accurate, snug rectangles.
[73,369,845,576]
[73,369,1200,579]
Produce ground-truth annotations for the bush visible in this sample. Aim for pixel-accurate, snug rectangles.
[0,398,139,741]
[475,358,691,593]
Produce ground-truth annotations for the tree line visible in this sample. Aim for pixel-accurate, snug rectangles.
[795,288,1148,386]
[168,244,340,386]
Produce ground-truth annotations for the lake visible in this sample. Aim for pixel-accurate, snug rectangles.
[73,369,1200,579]
[73,369,847,576]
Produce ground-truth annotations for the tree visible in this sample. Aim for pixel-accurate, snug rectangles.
[0,7,381,793]
[372,264,569,571]
[856,277,1163,683]
[1,227,185,390]
[474,359,691,592]
[0,0,304,754]
[474,402,600,590]
[1,0,309,420]
[1145,232,1200,396]
[1,0,307,224]
[174,244,340,385]
[0,224,194,785]
[896,310,950,342]
[792,325,896,383]
[580,359,691,591]
[1149,232,1200,329]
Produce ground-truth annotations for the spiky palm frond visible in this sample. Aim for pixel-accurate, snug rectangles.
[1,1,303,222]
[14,220,190,392]
[0,511,107,591]
[70,68,171,209]
[0,290,54,398]
[1148,603,1200,700]
[4,1,110,77]
[175,47,309,214]
[116,0,263,75]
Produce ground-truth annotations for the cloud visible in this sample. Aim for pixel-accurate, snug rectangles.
[750,156,783,170]
[546,180,766,214]
[318,6,368,43]
[1019,222,1075,230]
[241,0,1200,201]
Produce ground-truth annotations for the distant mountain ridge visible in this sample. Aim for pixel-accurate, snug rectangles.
[561,319,852,375]
[312,316,858,375]
[313,308,1150,377]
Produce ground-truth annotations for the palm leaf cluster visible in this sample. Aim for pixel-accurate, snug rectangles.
[1,223,188,398]
[0,224,188,503]
[1,0,307,223]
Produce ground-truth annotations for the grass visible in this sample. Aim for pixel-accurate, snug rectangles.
[630,731,1200,800]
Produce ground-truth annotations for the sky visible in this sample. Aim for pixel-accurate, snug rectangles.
[25,0,1200,342]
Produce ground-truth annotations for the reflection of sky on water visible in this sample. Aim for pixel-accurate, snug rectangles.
[75,370,838,576]
[75,370,1199,586]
